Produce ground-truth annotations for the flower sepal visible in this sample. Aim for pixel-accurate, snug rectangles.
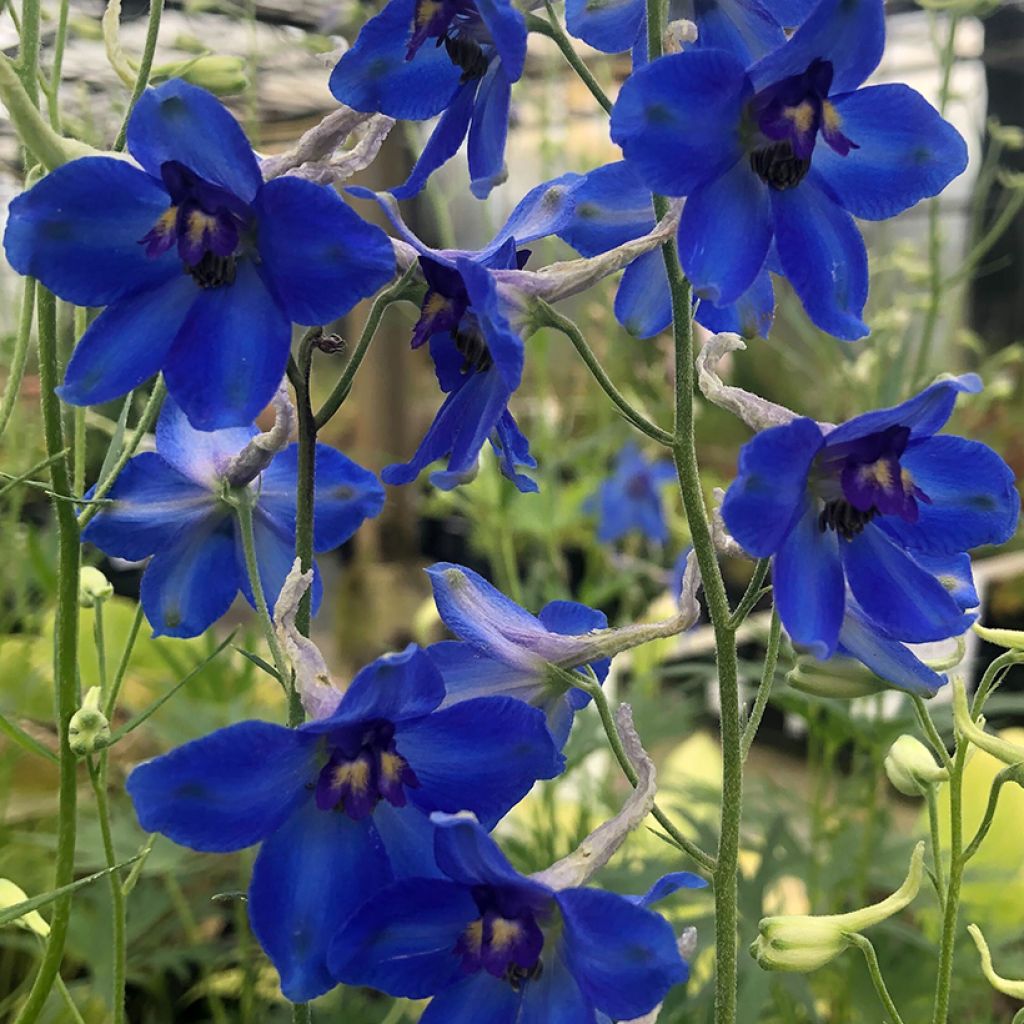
[68,687,111,757]
[884,735,948,797]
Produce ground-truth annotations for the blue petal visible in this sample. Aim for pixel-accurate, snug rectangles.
[163,260,291,430]
[519,949,594,1024]
[841,526,974,644]
[910,552,979,612]
[771,175,869,340]
[880,435,1020,556]
[141,515,240,637]
[557,886,686,1019]
[611,49,751,197]
[329,878,476,995]
[616,250,672,338]
[538,599,609,673]
[126,721,317,851]
[370,801,447,879]
[761,0,818,28]
[345,186,435,256]
[3,157,178,306]
[823,375,981,447]
[695,268,775,339]
[81,452,216,560]
[678,157,771,305]
[457,257,524,392]
[126,80,262,203]
[694,0,786,66]
[476,0,528,81]
[467,64,512,200]
[155,396,255,488]
[814,85,967,221]
[58,274,197,408]
[312,645,445,728]
[429,641,547,703]
[248,799,391,1002]
[836,602,945,696]
[392,81,476,200]
[254,176,395,324]
[630,871,708,908]
[721,417,824,557]
[329,0,461,119]
[257,444,385,553]
[398,696,565,827]
[489,410,539,494]
[748,0,885,95]
[433,813,551,894]
[420,971,522,1024]
[566,0,644,54]
[557,161,655,256]
[488,172,584,249]
[773,498,844,657]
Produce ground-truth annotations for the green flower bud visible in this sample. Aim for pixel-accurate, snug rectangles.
[953,677,1024,767]
[78,566,114,608]
[68,687,110,756]
[973,621,1024,652]
[968,924,1024,1000]
[157,57,249,96]
[884,735,948,797]
[751,843,924,973]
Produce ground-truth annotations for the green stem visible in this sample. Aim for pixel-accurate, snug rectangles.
[925,786,946,904]
[13,287,80,1024]
[18,0,40,104]
[525,7,612,116]
[105,601,146,719]
[846,933,907,1024]
[727,559,769,629]
[972,650,1024,717]
[93,598,108,697]
[46,0,70,128]
[741,607,779,760]
[53,973,87,1024]
[0,709,59,763]
[963,766,1016,863]
[113,0,164,150]
[0,278,35,441]
[913,696,953,771]
[88,758,127,1024]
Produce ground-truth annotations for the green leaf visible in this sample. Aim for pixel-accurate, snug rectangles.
[233,646,281,682]
[0,709,58,764]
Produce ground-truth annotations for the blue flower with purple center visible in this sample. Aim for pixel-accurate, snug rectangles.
[425,561,611,746]
[721,375,1019,661]
[329,813,698,1023]
[584,443,677,544]
[329,0,526,199]
[3,80,395,429]
[81,396,384,638]
[127,646,564,1001]
[610,0,968,338]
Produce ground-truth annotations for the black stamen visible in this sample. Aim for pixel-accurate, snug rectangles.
[818,500,878,541]
[444,34,489,82]
[505,961,543,992]
[455,328,493,373]
[750,141,811,191]
[187,252,237,289]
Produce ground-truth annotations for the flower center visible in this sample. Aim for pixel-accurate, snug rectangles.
[454,887,545,985]
[747,58,857,191]
[408,0,491,81]
[314,719,420,820]
[139,161,251,289]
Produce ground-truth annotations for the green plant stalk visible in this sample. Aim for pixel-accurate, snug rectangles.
[741,607,779,760]
[13,287,81,1024]
[93,597,108,695]
[525,6,612,115]
[846,934,906,1024]
[0,709,59,763]
[972,650,1024,716]
[46,0,70,128]
[727,559,769,629]
[88,758,127,1024]
[18,0,40,104]
[931,737,967,1024]
[925,786,945,902]
[293,338,317,650]
[913,696,953,771]
[105,601,146,719]
[53,973,86,1024]
[0,278,35,441]
[113,0,165,151]
[963,766,1017,863]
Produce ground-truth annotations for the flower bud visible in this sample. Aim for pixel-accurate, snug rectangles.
[953,677,1024,767]
[884,735,948,797]
[664,18,698,53]
[968,924,1024,1000]
[162,56,249,96]
[973,621,1024,652]
[0,879,49,937]
[751,843,924,973]
[78,566,114,608]
[68,687,110,756]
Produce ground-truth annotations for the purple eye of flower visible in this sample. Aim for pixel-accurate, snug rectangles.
[748,58,858,191]
[814,424,930,540]
[454,885,547,986]
[139,160,252,289]
[408,0,491,81]
[314,719,421,820]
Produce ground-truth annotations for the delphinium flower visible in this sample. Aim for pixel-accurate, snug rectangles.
[556,160,775,339]
[3,80,395,429]
[329,813,693,1022]
[720,375,1019,662]
[127,646,564,1001]
[329,0,526,199]
[81,396,385,638]
[584,442,676,544]
[610,0,968,338]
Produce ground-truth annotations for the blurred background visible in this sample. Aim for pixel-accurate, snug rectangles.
[0,0,1023,1019]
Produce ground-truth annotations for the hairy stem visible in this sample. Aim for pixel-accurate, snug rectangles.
[0,277,35,441]
[847,934,907,1024]
[741,607,779,760]
[113,0,165,150]
[526,7,613,116]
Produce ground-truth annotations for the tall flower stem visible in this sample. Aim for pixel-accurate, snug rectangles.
[0,277,34,441]
[14,287,81,1024]
[113,0,165,151]
[525,7,613,115]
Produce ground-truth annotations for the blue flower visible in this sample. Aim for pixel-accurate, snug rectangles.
[610,0,968,339]
[557,161,775,339]
[350,176,578,492]
[425,562,611,746]
[584,443,677,544]
[127,646,564,1002]
[81,396,385,638]
[3,80,395,429]
[329,0,526,199]
[721,375,1019,659]
[329,814,695,1023]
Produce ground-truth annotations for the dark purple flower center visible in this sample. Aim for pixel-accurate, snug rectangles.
[408,0,491,82]
[314,719,420,820]
[814,425,931,540]
[139,161,252,289]
[625,469,655,500]
[454,885,546,989]
[748,59,858,191]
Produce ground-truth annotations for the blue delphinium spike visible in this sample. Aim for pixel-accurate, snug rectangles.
[584,443,677,544]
